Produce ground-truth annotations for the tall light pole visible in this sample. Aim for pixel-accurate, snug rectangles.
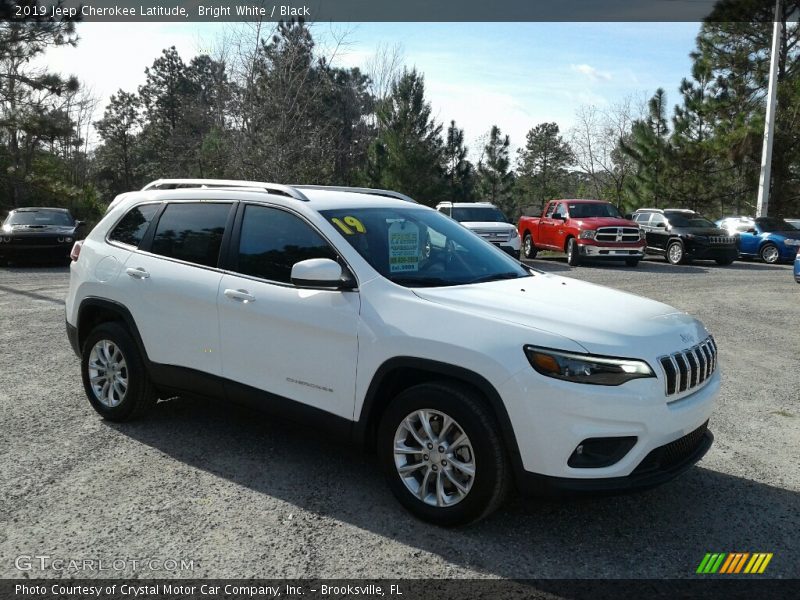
[756,0,782,217]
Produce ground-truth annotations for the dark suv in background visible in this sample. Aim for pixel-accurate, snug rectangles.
[632,208,738,265]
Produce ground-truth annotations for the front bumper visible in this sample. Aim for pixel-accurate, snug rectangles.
[576,239,645,260]
[498,365,719,489]
[0,239,72,260]
[516,425,713,496]
[685,243,738,261]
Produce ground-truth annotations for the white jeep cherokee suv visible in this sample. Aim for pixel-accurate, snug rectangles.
[435,201,521,257]
[66,179,719,525]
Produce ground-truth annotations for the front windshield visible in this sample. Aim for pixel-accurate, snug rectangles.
[756,217,793,232]
[567,202,621,218]
[320,207,530,287]
[6,210,73,226]
[450,206,508,223]
[666,213,716,228]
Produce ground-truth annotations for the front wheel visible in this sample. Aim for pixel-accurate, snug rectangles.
[666,241,685,265]
[566,238,580,266]
[377,382,510,526]
[522,233,537,259]
[81,322,157,421]
[760,243,779,264]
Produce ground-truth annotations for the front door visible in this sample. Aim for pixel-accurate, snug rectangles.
[218,203,360,420]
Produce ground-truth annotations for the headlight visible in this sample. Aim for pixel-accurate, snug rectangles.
[639,229,646,240]
[0,236,10,243]
[782,238,800,246]
[579,230,596,240]
[524,346,655,386]
[509,229,518,239]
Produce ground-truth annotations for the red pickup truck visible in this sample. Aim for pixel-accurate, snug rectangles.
[518,199,645,266]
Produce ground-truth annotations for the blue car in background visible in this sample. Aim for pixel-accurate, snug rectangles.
[735,217,800,264]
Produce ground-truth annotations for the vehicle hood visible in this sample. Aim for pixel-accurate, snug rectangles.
[569,217,639,229]
[3,224,76,235]
[677,227,730,236]
[412,275,708,357]
[460,221,516,231]
[461,221,516,230]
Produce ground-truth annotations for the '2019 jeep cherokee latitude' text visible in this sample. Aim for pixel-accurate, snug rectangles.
[66,180,719,525]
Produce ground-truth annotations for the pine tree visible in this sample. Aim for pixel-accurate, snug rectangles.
[442,120,474,201]
[365,69,444,205]
[476,125,514,216]
[94,90,141,192]
[515,122,573,211]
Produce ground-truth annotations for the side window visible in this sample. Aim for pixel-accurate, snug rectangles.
[557,202,569,218]
[235,205,337,284]
[544,203,556,218]
[437,206,451,216]
[634,213,650,224]
[108,204,159,247]
[649,214,666,227]
[150,202,232,268]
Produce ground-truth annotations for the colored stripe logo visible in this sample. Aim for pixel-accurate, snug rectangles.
[696,552,773,574]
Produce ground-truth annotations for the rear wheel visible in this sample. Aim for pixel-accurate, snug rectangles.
[760,243,779,264]
[377,382,510,526]
[666,241,685,265]
[522,233,537,259]
[81,322,157,421]
[566,238,580,266]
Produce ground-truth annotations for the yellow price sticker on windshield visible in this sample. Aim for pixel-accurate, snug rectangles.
[332,216,366,235]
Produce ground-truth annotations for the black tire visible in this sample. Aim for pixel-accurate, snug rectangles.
[625,258,640,267]
[759,243,779,264]
[666,240,685,265]
[377,382,511,526]
[81,322,157,422]
[715,257,734,266]
[522,232,537,259]
[566,237,580,266]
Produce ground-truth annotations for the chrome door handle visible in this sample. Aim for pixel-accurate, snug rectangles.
[224,288,256,303]
[126,267,150,279]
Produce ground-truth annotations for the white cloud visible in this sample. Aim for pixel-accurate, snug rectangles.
[570,63,613,82]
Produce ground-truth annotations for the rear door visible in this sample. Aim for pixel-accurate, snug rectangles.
[647,213,670,251]
[217,203,360,420]
[118,201,235,377]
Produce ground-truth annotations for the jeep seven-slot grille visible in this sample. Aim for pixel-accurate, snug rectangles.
[658,336,717,397]
[708,235,736,245]
[595,227,641,243]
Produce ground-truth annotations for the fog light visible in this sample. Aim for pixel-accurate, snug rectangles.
[567,437,637,468]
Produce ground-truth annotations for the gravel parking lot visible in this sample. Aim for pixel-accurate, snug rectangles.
[0,257,797,579]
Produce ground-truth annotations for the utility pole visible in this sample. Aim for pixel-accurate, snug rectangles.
[756,0,782,217]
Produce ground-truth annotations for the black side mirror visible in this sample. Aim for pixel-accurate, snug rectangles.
[655,222,666,228]
[552,213,565,220]
[746,228,757,234]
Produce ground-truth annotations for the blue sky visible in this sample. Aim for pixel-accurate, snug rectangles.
[43,22,701,156]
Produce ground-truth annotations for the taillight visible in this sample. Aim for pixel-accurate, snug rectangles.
[70,240,83,262]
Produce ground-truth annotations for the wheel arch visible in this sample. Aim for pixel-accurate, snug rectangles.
[354,357,524,476]
[77,298,149,363]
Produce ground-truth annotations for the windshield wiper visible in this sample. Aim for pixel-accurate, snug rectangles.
[467,272,525,284]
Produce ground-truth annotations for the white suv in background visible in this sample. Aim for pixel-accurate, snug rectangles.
[435,201,520,257]
[66,180,719,525]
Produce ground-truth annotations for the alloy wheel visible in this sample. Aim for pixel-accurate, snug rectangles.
[88,340,129,408]
[393,409,476,507]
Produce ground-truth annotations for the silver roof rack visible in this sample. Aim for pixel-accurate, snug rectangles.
[141,179,310,202]
[292,185,417,204]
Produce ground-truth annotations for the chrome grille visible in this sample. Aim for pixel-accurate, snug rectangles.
[709,235,736,245]
[595,227,641,243]
[474,229,510,242]
[659,336,717,398]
